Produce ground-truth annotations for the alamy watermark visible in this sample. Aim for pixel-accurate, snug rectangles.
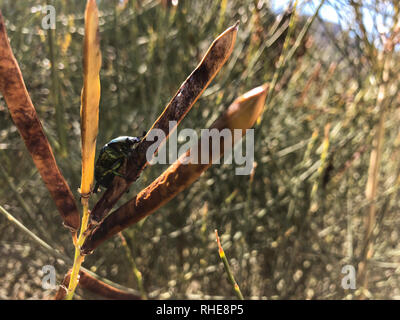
[341,264,356,290]
[41,5,56,30]
[41,265,57,290]
[145,121,255,175]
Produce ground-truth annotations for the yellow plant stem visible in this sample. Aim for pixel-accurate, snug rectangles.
[65,199,90,300]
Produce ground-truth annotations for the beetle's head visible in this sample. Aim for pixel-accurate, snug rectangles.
[120,136,140,154]
[125,136,141,146]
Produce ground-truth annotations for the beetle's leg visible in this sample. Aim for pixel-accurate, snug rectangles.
[112,169,131,181]
[112,170,125,178]
[111,166,131,182]
[109,158,127,178]
[93,182,100,194]
[108,157,133,182]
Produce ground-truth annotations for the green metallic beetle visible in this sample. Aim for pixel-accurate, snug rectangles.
[93,136,141,193]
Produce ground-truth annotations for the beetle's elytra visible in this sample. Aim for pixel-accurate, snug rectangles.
[93,136,141,193]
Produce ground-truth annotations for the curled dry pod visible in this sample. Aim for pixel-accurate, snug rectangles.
[89,22,239,225]
[55,269,141,300]
[0,12,79,232]
[81,84,268,254]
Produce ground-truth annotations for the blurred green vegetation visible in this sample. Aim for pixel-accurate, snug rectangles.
[0,0,400,299]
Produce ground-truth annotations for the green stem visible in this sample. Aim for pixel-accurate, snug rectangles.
[215,230,244,300]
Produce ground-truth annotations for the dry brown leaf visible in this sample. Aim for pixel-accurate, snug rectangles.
[80,0,102,197]
[0,12,79,232]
